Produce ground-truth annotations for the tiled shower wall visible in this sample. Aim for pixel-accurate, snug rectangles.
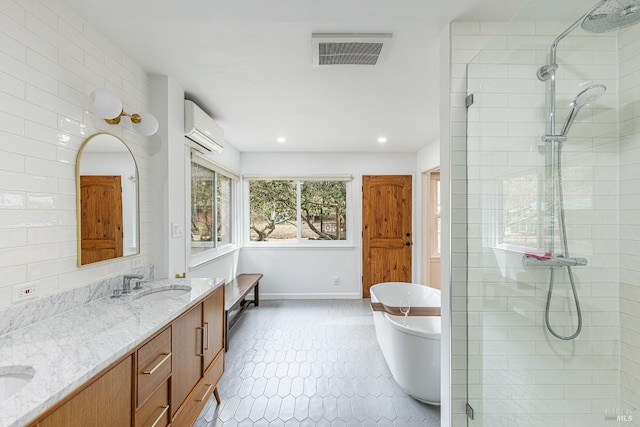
[453,16,622,426]
[0,0,151,309]
[618,23,640,415]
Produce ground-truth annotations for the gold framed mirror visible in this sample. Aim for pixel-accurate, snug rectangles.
[76,133,140,266]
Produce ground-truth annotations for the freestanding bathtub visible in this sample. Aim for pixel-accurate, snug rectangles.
[370,282,441,405]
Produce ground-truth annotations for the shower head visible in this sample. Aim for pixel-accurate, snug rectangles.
[573,84,607,108]
[560,84,607,136]
[538,0,640,82]
[582,0,640,33]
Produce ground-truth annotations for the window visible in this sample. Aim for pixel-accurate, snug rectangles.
[500,172,543,250]
[191,154,236,257]
[429,171,441,257]
[247,177,350,244]
[217,174,232,245]
[483,169,545,253]
[301,181,347,241]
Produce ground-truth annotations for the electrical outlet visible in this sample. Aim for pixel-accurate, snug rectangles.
[12,283,38,303]
[332,275,341,286]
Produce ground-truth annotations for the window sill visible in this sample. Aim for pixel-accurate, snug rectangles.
[244,241,354,249]
[190,244,240,268]
[494,243,544,255]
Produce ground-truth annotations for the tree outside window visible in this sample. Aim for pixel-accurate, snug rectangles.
[300,181,346,241]
[249,179,348,242]
[217,174,232,245]
[249,180,297,241]
[191,160,233,254]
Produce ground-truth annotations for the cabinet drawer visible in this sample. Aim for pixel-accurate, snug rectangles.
[136,379,170,427]
[137,327,172,407]
[172,351,224,427]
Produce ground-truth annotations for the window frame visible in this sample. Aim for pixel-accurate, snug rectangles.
[189,151,240,267]
[243,175,353,248]
[429,170,441,258]
[486,168,546,254]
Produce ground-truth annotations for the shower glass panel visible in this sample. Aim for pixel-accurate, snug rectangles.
[463,0,640,424]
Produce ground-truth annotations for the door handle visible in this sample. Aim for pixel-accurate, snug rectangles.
[196,326,204,356]
[204,322,209,351]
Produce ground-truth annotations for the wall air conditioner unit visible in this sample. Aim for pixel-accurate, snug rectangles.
[184,100,225,154]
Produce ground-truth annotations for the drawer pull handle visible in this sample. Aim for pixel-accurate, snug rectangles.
[196,383,213,402]
[142,353,171,375]
[146,405,169,427]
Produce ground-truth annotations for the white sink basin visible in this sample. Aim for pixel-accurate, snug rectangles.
[0,366,35,402]
[132,285,192,302]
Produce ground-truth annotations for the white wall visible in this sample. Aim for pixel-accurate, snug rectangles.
[149,76,242,282]
[239,152,418,298]
[418,139,440,173]
[439,22,454,427]
[0,0,152,309]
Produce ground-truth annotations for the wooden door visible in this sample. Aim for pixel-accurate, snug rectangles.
[80,175,123,265]
[202,286,224,369]
[362,175,412,298]
[36,356,132,427]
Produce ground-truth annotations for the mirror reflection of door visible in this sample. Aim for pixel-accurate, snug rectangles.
[80,176,123,265]
[77,133,139,266]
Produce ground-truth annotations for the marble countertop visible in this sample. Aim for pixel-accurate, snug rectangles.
[0,277,224,427]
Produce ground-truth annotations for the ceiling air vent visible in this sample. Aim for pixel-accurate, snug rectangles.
[312,33,393,66]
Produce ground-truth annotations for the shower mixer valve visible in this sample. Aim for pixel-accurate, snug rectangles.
[541,135,568,143]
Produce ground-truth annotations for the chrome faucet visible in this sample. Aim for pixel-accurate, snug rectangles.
[122,274,144,294]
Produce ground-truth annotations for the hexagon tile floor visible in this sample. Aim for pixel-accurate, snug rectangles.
[194,299,440,427]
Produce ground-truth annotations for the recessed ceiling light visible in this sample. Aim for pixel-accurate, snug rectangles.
[377,136,387,144]
[277,137,286,144]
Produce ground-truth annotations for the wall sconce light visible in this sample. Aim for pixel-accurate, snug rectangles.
[89,89,159,136]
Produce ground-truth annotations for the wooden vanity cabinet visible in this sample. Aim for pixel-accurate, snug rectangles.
[27,285,224,427]
[33,355,133,427]
[172,286,225,427]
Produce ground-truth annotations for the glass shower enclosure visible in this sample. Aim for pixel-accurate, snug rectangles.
[463,0,640,425]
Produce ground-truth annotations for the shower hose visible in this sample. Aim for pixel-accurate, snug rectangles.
[545,141,583,340]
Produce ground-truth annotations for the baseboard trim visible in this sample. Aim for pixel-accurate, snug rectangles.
[260,292,362,300]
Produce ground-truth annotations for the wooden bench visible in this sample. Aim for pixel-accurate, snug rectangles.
[224,273,262,351]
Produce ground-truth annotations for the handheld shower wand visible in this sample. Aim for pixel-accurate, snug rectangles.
[560,84,607,136]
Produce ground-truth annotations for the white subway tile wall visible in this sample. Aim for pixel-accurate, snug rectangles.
[452,12,634,426]
[618,22,640,417]
[0,0,151,309]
